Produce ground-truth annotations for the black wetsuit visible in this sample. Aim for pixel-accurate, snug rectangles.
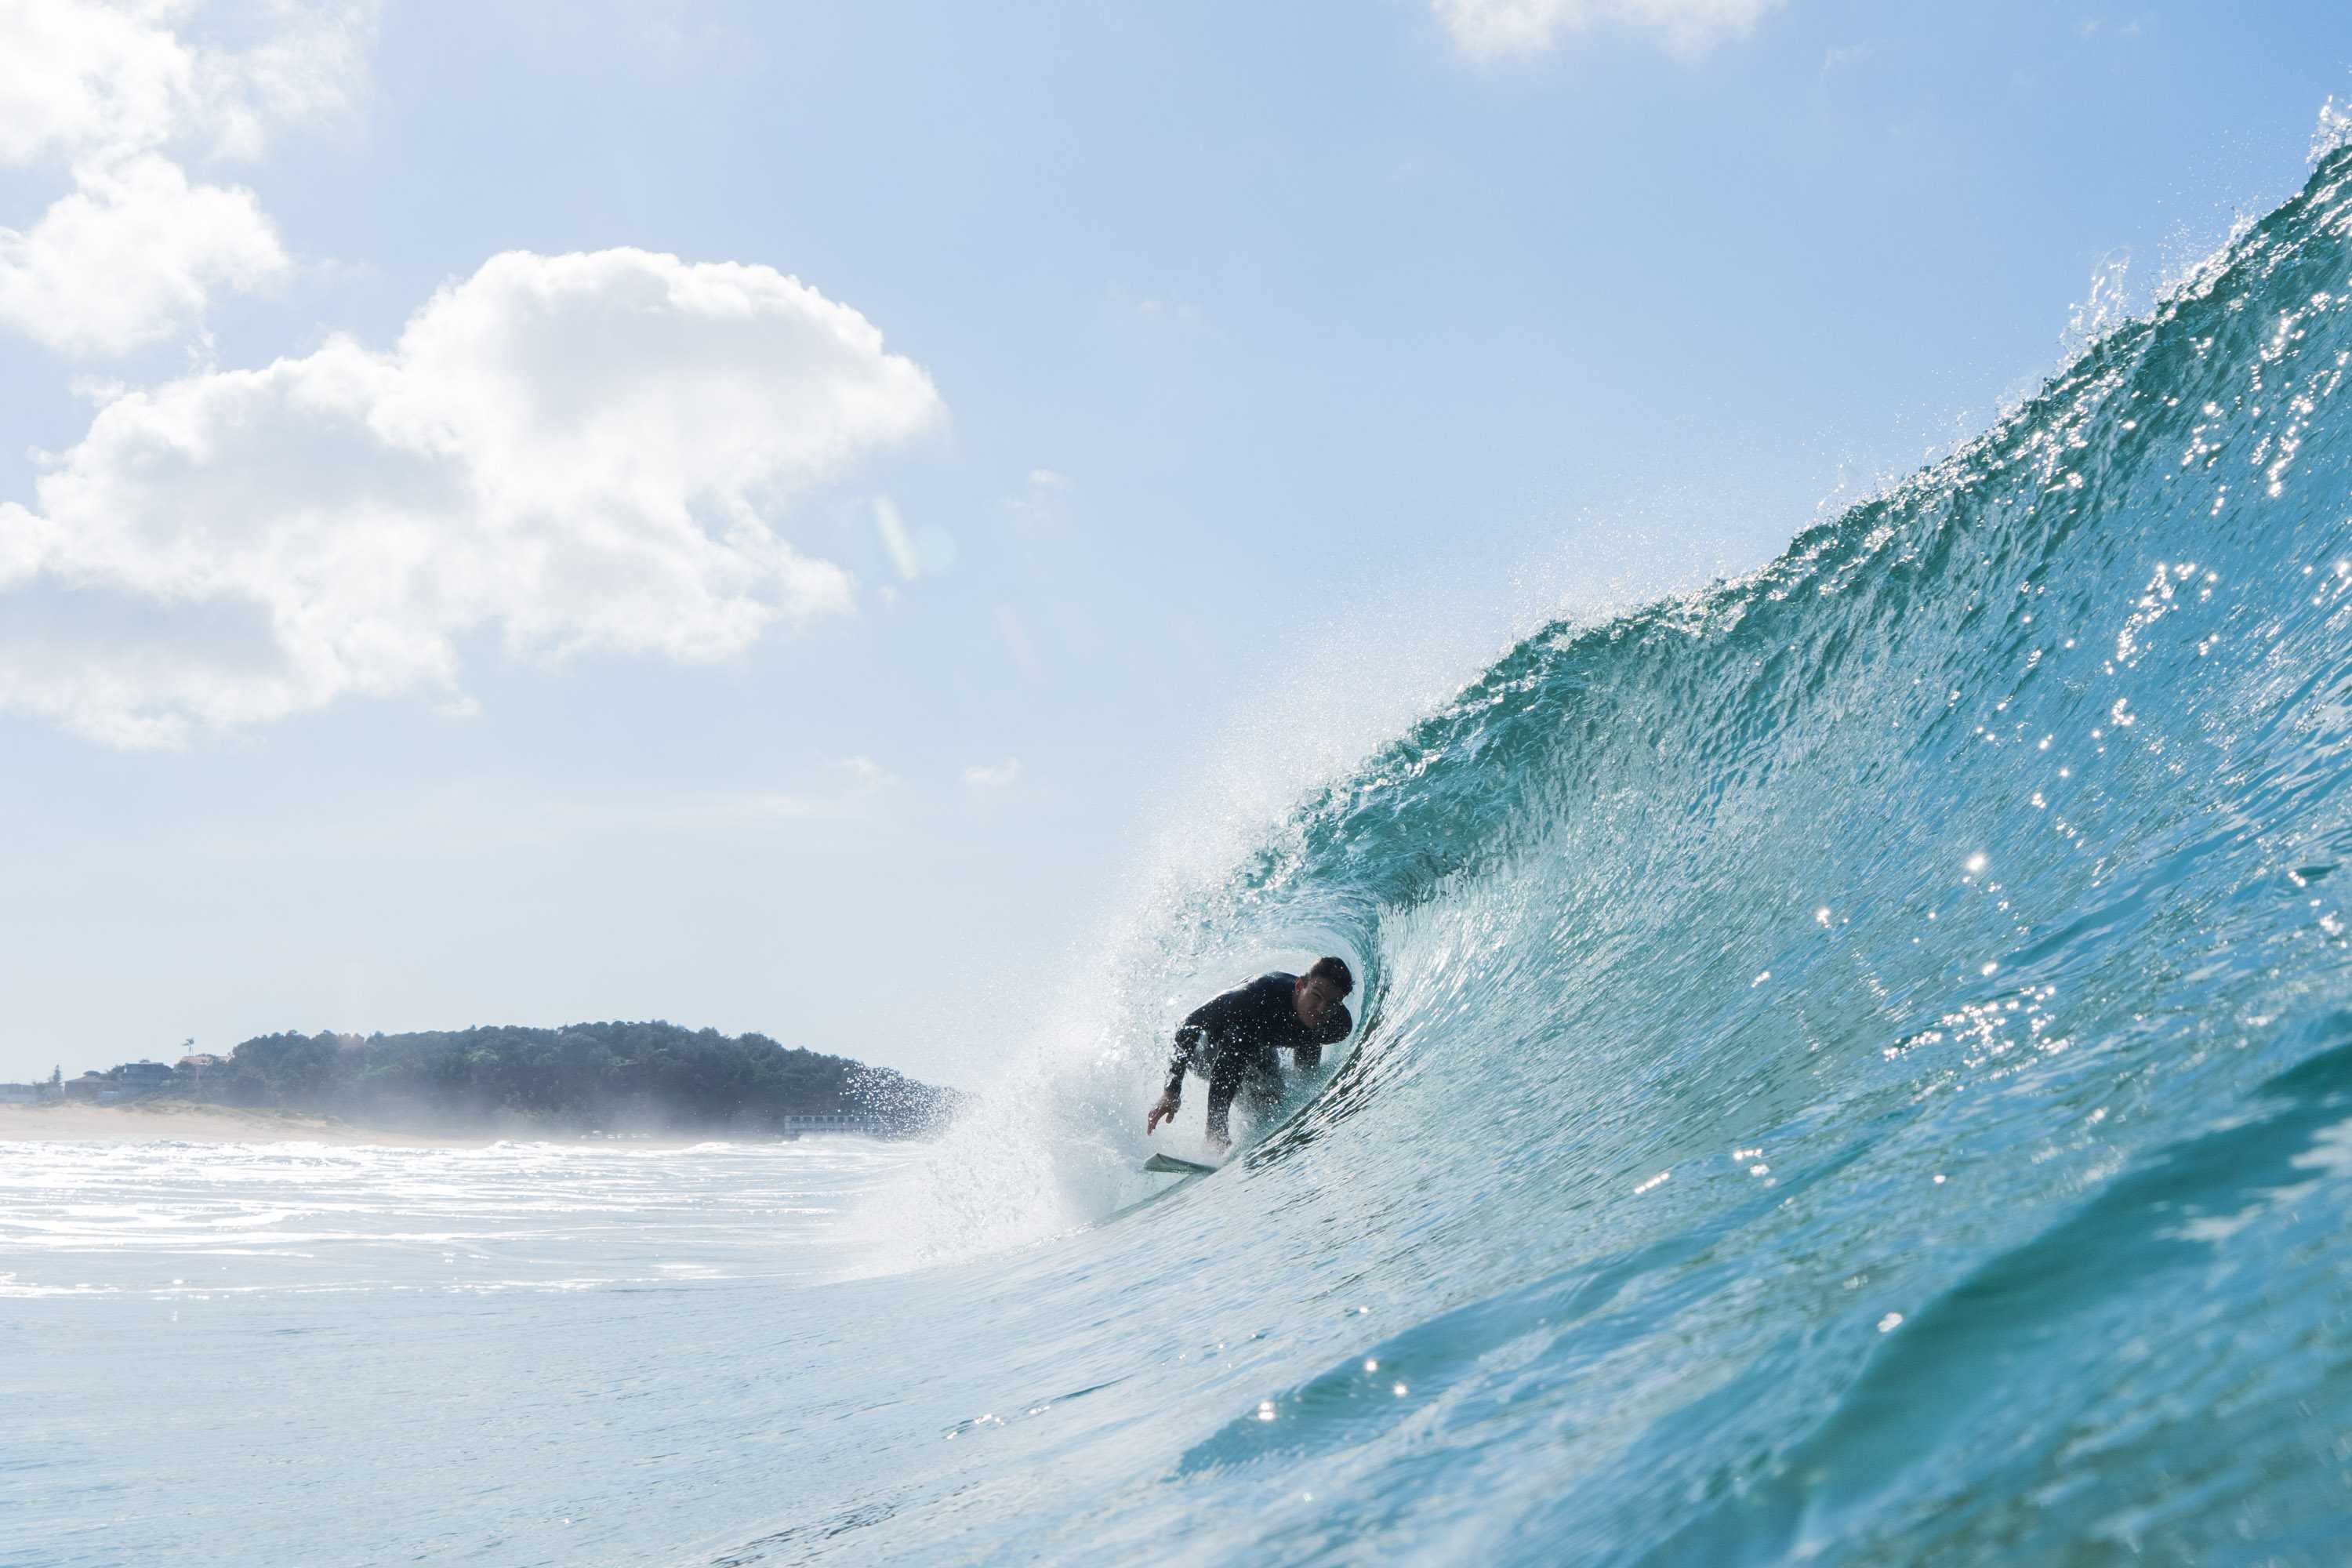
[1163,972,1352,1142]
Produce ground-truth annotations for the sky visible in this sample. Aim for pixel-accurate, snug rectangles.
[2,0,2350,1088]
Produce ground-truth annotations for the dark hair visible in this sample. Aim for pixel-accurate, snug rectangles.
[1308,955,1354,996]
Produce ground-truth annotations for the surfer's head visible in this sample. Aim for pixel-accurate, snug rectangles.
[1294,956,1354,1024]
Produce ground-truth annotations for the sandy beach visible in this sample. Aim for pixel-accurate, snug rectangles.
[0,1101,488,1146]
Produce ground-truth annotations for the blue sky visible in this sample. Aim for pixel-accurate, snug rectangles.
[2,0,2349,1087]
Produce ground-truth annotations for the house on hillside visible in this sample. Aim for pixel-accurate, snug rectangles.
[113,1061,174,1092]
[176,1054,227,1083]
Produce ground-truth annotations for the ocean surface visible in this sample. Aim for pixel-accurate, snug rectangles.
[2,1137,924,1566]
[20,143,2352,1567]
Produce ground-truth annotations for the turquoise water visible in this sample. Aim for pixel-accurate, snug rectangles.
[790,145,2352,1564]
[18,146,2352,1566]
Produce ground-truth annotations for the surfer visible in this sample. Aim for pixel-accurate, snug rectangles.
[1145,958,1356,1153]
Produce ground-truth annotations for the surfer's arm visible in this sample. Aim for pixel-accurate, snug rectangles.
[1163,1021,1207,1098]
[1149,997,1239,1134]
[1148,1021,1204,1134]
[1163,989,1250,1095]
[1149,987,1259,1134]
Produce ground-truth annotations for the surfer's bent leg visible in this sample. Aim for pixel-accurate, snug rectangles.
[1240,1053,1286,1123]
[1205,1048,1283,1146]
[1203,1050,1248,1145]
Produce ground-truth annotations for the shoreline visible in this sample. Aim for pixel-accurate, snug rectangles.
[0,1101,496,1146]
[0,1100,918,1148]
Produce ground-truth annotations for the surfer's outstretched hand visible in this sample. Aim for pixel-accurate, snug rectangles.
[1145,1091,1179,1135]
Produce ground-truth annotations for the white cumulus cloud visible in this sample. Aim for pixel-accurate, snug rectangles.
[0,151,288,356]
[1432,0,1781,59]
[0,0,375,167]
[1,0,206,165]
[0,247,946,746]
[0,0,376,358]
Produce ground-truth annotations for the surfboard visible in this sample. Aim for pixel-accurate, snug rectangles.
[1142,1152,1218,1176]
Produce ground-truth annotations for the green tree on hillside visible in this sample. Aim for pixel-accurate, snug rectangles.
[200,1021,957,1134]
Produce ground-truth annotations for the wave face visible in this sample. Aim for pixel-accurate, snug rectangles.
[760,150,2352,1566]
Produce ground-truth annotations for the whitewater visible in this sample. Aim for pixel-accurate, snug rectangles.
[19,143,2352,1566]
